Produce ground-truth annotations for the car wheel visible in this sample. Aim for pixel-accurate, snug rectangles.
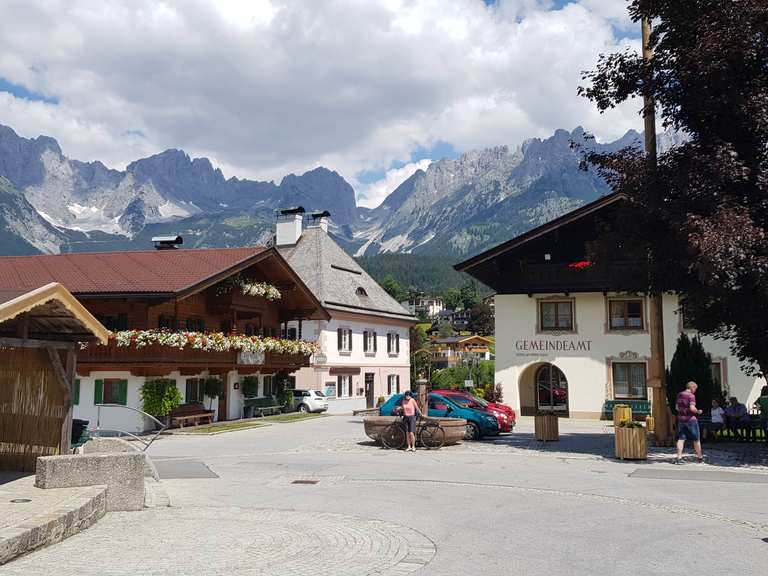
[298,404,309,413]
[465,421,481,441]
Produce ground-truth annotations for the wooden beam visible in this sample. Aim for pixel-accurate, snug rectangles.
[0,337,76,349]
[47,347,74,455]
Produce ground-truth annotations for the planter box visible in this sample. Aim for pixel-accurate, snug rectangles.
[534,414,559,441]
[363,416,466,446]
[613,405,632,426]
[615,426,648,460]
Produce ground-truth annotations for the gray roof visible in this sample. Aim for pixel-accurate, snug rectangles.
[278,226,417,322]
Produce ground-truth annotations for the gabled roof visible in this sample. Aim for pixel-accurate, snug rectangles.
[0,282,109,343]
[0,247,269,297]
[278,226,417,322]
[432,335,493,345]
[454,192,626,273]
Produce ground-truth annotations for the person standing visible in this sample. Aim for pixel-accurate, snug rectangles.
[675,381,703,464]
[399,390,423,452]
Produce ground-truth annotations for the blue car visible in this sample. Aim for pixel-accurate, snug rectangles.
[379,393,499,440]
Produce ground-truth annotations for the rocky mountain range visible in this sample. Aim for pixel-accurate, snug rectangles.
[0,123,666,259]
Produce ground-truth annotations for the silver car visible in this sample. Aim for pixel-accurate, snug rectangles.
[291,389,328,413]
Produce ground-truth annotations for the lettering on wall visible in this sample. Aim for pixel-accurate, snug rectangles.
[514,339,592,357]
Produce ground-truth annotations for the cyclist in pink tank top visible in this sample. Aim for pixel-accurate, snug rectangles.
[397,391,422,452]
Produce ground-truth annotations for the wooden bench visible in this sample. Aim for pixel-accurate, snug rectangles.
[699,414,765,442]
[602,400,651,421]
[245,396,282,417]
[170,403,215,428]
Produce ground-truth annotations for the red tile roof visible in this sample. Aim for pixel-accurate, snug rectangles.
[0,247,268,295]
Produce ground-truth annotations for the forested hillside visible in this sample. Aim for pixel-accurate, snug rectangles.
[355,253,478,294]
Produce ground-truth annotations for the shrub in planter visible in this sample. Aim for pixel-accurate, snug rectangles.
[203,377,225,410]
[240,376,259,399]
[140,378,183,423]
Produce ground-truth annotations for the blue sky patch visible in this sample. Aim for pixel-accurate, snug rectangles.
[0,77,58,104]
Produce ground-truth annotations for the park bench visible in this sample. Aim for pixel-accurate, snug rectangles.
[602,400,651,421]
[245,396,283,417]
[170,402,215,428]
[699,412,765,443]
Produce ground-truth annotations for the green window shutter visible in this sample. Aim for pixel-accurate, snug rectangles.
[73,379,80,406]
[118,379,128,406]
[94,379,104,404]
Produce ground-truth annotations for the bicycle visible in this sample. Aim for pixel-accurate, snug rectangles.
[380,415,445,450]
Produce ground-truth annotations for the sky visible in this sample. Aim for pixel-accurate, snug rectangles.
[0,0,642,208]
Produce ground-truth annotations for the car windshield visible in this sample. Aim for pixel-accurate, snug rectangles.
[449,395,487,408]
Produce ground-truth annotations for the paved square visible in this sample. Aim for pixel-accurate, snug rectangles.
[2,416,766,576]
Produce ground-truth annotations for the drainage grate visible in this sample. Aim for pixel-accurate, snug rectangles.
[10,498,31,503]
[291,480,319,485]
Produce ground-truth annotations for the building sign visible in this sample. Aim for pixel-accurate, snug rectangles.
[515,339,592,356]
[329,367,360,375]
[238,350,265,365]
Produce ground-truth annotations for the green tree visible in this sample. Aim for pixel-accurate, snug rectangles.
[140,378,183,417]
[437,323,455,338]
[666,333,720,414]
[203,377,224,410]
[381,274,407,303]
[580,1,768,375]
[442,287,462,311]
[468,302,494,336]
[410,325,430,382]
[459,281,480,311]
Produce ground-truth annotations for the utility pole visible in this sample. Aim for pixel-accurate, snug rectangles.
[642,15,671,445]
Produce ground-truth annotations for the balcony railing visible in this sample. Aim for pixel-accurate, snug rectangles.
[77,342,312,374]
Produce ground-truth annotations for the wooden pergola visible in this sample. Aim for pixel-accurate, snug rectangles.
[0,283,108,472]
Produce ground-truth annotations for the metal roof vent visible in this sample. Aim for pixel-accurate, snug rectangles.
[152,235,183,250]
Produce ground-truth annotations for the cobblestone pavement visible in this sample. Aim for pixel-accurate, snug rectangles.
[0,508,435,576]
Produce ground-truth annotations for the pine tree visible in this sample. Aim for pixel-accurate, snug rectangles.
[666,333,720,414]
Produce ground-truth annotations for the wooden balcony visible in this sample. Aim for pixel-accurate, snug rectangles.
[510,261,647,294]
[77,341,311,377]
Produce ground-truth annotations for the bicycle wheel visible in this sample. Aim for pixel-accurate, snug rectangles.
[381,423,406,449]
[419,422,445,449]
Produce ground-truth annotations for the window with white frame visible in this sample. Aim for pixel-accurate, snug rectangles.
[337,375,353,397]
[337,328,352,353]
[612,362,647,399]
[387,374,400,395]
[363,330,377,355]
[387,332,400,355]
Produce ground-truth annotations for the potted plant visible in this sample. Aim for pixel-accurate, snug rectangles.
[612,403,632,426]
[140,378,183,428]
[203,376,224,410]
[614,420,648,460]
[240,376,259,418]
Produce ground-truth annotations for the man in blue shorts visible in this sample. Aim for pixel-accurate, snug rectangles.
[675,381,704,464]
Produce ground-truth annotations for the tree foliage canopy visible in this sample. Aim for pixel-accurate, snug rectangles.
[665,334,721,414]
[580,0,768,374]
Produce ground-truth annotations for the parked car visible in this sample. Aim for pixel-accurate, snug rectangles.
[433,389,515,432]
[290,389,329,413]
[379,393,498,440]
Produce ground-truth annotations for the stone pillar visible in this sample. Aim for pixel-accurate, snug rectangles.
[416,378,428,416]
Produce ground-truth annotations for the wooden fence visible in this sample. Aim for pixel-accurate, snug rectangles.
[0,348,67,472]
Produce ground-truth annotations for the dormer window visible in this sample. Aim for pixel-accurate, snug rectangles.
[356,287,368,297]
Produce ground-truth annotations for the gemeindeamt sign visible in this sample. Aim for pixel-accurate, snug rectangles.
[515,339,592,354]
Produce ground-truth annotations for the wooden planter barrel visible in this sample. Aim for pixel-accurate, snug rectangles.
[615,426,648,460]
[363,416,466,446]
[534,414,559,441]
[613,405,633,426]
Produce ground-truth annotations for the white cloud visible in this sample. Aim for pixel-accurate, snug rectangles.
[356,159,433,209]
[0,0,641,202]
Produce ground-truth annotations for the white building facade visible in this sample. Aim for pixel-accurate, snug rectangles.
[278,211,416,413]
[457,193,766,419]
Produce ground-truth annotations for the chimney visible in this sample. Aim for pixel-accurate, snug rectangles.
[152,235,183,250]
[275,206,305,246]
[309,210,331,233]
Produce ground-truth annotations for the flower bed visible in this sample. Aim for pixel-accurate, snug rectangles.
[93,330,319,356]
